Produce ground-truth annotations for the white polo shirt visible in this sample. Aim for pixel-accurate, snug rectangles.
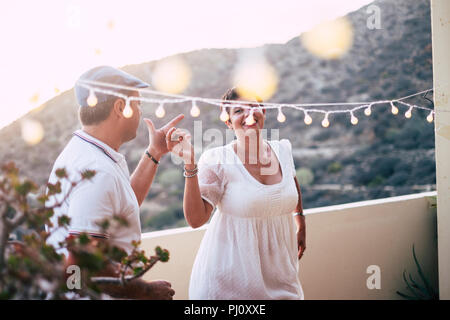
[46,129,141,255]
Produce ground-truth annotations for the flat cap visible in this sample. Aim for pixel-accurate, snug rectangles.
[75,65,149,107]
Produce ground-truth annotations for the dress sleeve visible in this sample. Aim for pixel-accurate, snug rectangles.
[281,139,296,177]
[197,149,225,211]
[67,171,119,239]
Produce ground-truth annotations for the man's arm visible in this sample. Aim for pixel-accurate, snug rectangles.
[130,115,184,206]
[130,149,161,207]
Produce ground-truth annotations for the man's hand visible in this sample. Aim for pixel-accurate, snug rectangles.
[143,280,175,300]
[144,114,184,160]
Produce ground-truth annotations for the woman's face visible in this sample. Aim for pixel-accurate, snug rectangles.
[226,102,266,135]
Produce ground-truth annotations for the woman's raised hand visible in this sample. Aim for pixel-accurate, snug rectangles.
[166,127,194,165]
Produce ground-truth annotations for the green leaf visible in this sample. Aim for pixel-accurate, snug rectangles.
[78,233,91,245]
[81,170,96,180]
[15,180,37,196]
[396,290,418,300]
[155,246,169,262]
[402,270,424,300]
[96,219,110,232]
[113,215,129,227]
[55,168,68,179]
[412,244,436,298]
[37,194,49,204]
[133,267,143,275]
[46,181,62,196]
[58,215,71,227]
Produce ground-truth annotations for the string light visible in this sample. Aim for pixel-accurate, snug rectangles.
[190,100,201,117]
[277,107,286,123]
[220,109,230,122]
[350,111,358,125]
[405,106,413,119]
[245,109,256,125]
[76,80,435,126]
[123,99,133,118]
[364,104,372,116]
[155,103,165,118]
[390,100,399,115]
[304,111,313,125]
[87,89,98,107]
[321,113,330,128]
[427,110,434,123]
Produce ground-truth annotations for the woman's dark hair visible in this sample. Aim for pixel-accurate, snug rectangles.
[220,87,240,121]
[220,88,263,123]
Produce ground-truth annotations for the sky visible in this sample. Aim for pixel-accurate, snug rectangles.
[0,0,372,130]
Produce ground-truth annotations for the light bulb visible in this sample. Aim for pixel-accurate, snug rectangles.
[405,106,413,119]
[87,90,98,107]
[190,101,201,117]
[350,112,358,125]
[426,110,434,123]
[220,109,229,122]
[123,100,133,118]
[321,113,330,128]
[156,103,165,118]
[364,105,372,116]
[390,101,398,115]
[277,108,286,123]
[304,112,312,125]
[245,110,256,125]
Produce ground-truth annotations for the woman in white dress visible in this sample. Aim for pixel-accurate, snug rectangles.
[166,88,306,300]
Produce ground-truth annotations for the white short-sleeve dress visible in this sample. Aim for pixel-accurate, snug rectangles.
[188,139,304,300]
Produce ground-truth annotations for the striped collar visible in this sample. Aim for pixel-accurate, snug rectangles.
[72,130,124,163]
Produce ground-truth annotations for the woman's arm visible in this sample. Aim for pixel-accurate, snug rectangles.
[183,162,214,228]
[166,127,214,228]
[294,176,306,260]
[293,176,305,230]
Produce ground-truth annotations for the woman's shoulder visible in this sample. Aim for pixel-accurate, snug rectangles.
[268,139,293,152]
[198,145,228,166]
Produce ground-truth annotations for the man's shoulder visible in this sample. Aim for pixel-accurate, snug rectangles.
[50,137,116,181]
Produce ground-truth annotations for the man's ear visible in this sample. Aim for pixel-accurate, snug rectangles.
[112,98,125,118]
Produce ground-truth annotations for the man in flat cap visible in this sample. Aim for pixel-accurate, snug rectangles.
[46,66,184,299]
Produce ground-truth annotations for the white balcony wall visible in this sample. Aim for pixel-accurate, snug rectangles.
[141,192,438,300]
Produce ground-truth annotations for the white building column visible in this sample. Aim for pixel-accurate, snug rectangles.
[431,0,450,300]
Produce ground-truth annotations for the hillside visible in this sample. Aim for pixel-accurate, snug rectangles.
[0,0,435,232]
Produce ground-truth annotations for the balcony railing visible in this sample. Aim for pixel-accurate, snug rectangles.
[140,191,438,300]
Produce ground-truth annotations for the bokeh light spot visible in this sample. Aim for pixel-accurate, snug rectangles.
[29,93,40,105]
[152,56,191,94]
[21,119,44,145]
[232,59,278,101]
[301,17,354,59]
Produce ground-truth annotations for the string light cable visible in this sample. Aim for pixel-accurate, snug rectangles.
[76,79,437,126]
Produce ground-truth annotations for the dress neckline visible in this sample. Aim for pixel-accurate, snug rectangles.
[227,140,285,187]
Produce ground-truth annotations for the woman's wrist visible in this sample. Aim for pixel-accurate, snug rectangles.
[183,147,196,169]
[184,162,197,170]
